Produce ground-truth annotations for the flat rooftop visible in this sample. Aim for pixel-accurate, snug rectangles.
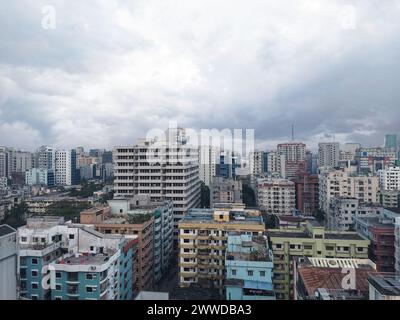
[57,251,116,266]
[355,216,395,229]
[368,274,400,296]
[0,224,16,237]
[325,233,365,241]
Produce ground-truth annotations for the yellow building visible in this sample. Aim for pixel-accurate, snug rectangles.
[178,205,265,292]
[268,220,370,300]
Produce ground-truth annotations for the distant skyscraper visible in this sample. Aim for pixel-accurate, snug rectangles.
[318,142,340,168]
[54,149,78,186]
[277,143,306,180]
[385,134,398,149]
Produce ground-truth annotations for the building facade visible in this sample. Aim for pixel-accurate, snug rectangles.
[225,234,275,300]
[267,221,370,299]
[17,216,137,300]
[0,225,17,300]
[113,135,201,239]
[178,205,265,294]
[256,178,295,216]
[210,177,242,207]
[318,142,340,168]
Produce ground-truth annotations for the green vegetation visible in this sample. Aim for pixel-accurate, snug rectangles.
[126,213,153,224]
[69,181,104,198]
[314,209,326,223]
[44,200,91,222]
[200,182,210,208]
[100,190,114,204]
[1,201,28,228]
[242,184,256,207]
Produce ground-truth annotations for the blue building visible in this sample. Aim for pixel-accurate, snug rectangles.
[17,216,137,300]
[225,234,275,300]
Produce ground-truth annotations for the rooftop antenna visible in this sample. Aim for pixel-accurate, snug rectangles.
[291,124,295,141]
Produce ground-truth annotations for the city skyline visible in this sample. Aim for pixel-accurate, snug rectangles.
[1,1,400,150]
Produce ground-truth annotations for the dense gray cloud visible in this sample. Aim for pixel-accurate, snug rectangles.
[0,0,399,151]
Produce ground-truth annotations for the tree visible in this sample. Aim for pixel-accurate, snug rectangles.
[45,200,91,222]
[242,184,256,207]
[200,182,210,208]
[314,209,326,223]
[1,201,28,228]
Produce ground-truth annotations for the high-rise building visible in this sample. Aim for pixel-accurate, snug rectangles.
[17,216,137,300]
[378,167,400,191]
[292,172,319,215]
[54,149,78,186]
[277,143,306,163]
[268,221,370,299]
[0,146,11,178]
[199,145,218,187]
[318,168,380,214]
[178,205,265,294]
[266,151,286,178]
[256,178,295,216]
[385,134,398,149]
[318,142,340,168]
[0,225,17,300]
[113,134,201,239]
[380,190,400,208]
[225,234,275,300]
[277,143,307,181]
[37,146,56,171]
[210,177,242,207]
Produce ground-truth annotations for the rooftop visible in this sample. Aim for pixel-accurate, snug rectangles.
[56,250,116,266]
[0,224,16,237]
[298,265,375,300]
[368,274,400,296]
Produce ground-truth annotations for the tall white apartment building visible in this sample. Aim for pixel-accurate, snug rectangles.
[113,135,201,238]
[378,167,400,191]
[54,149,77,186]
[277,143,306,163]
[267,151,286,178]
[318,142,340,168]
[256,178,295,215]
[198,145,218,187]
[318,168,380,214]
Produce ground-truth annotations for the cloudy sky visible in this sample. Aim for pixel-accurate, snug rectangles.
[0,0,399,151]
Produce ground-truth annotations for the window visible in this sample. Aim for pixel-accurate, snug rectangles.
[275,244,282,249]
[357,247,364,252]
[232,269,237,276]
[54,297,62,301]
[21,237,27,242]
[41,238,46,243]
[56,272,62,278]
[247,270,254,276]
[69,234,75,240]
[86,274,93,280]
[315,234,323,239]
[31,295,38,300]
[56,284,62,291]
[32,270,38,277]
[260,271,266,277]
[290,244,295,249]
[219,215,224,219]
[304,245,312,250]
[32,258,38,265]
[32,283,38,289]
[326,246,334,251]
[86,286,94,293]
[90,246,94,251]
